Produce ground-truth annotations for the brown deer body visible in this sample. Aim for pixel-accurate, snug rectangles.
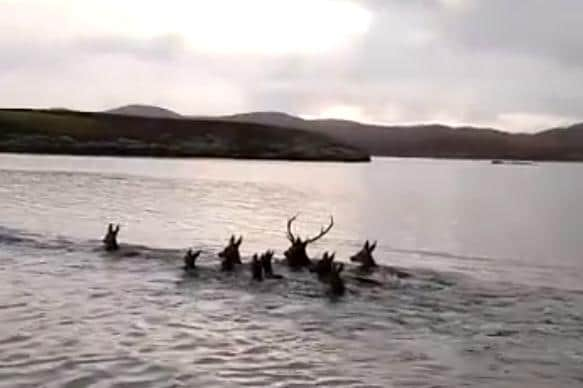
[350,240,378,272]
[219,235,243,271]
[284,215,334,269]
[102,224,120,251]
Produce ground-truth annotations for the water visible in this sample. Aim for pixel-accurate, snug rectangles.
[1,153,582,387]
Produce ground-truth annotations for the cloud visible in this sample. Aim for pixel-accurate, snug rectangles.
[0,0,582,131]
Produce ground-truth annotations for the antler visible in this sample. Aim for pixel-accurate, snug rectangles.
[305,216,334,244]
[286,214,299,242]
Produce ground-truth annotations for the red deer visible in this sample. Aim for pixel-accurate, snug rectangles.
[284,215,334,269]
[102,223,120,251]
[350,240,378,272]
[183,249,202,271]
[260,250,283,279]
[219,235,243,271]
[328,262,345,296]
[310,251,336,280]
[251,254,264,281]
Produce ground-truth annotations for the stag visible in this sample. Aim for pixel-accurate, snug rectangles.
[251,254,264,281]
[284,215,334,269]
[328,262,346,296]
[183,249,202,271]
[350,240,378,272]
[219,235,243,271]
[310,251,336,280]
[260,250,283,279]
[102,223,120,251]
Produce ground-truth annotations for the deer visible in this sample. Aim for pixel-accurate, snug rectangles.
[310,251,336,280]
[284,214,334,269]
[183,249,202,271]
[102,223,120,252]
[251,254,264,281]
[219,235,243,271]
[328,262,346,297]
[350,240,378,272]
[260,250,283,279]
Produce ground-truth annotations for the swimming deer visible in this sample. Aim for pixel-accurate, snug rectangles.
[284,215,334,269]
[311,251,336,280]
[328,262,346,296]
[251,254,264,281]
[183,249,202,271]
[260,250,283,279]
[102,223,120,251]
[219,235,243,271]
[350,240,378,272]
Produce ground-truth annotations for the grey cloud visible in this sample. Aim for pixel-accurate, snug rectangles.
[437,0,583,67]
[74,34,187,61]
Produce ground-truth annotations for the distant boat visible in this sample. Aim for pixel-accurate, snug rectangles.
[491,159,536,166]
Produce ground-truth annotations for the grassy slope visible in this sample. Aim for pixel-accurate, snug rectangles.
[0,109,370,162]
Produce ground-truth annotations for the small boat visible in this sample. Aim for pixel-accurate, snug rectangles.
[491,159,536,166]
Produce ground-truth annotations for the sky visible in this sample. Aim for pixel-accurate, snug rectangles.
[1,0,582,132]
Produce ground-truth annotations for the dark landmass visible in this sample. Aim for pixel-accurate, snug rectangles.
[4,104,583,162]
[220,111,583,162]
[0,109,370,162]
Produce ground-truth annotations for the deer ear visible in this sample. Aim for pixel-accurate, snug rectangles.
[115,224,120,233]
[236,236,243,246]
[108,223,113,232]
[364,240,369,249]
[369,241,377,252]
[330,252,336,261]
[230,235,235,244]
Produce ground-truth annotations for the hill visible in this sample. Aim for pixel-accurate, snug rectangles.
[221,112,583,161]
[0,109,370,162]
[106,104,183,119]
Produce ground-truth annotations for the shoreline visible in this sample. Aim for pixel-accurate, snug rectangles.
[0,149,371,163]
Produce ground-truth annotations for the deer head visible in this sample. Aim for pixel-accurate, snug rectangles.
[219,235,243,271]
[260,250,275,276]
[328,262,346,296]
[251,254,264,281]
[311,251,336,280]
[260,250,283,279]
[284,215,334,269]
[350,240,378,271]
[102,223,120,251]
[183,249,202,271]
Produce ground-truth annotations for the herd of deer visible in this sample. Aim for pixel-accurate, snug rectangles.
[102,215,386,297]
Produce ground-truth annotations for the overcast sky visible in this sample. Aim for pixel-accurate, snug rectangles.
[1,0,582,132]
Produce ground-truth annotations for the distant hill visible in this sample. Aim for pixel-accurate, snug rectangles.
[106,104,183,119]
[0,109,369,162]
[52,104,583,162]
[220,111,583,161]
